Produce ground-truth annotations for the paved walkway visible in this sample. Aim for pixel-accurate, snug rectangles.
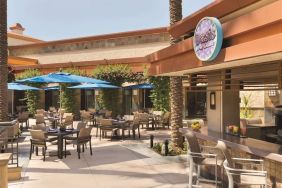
[8,123,191,188]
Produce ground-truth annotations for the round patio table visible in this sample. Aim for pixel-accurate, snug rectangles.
[46,128,79,159]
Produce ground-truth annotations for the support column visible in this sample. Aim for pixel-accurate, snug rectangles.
[0,153,11,188]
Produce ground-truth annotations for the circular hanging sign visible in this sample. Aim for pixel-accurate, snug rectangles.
[193,17,223,61]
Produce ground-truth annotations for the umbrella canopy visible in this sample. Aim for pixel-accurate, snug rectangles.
[68,83,120,89]
[16,72,109,84]
[44,86,60,90]
[124,83,154,89]
[8,83,41,91]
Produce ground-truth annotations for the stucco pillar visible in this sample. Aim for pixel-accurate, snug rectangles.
[0,153,12,188]
[207,71,240,132]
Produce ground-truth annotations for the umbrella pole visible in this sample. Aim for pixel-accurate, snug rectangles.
[12,90,14,115]
[60,85,62,123]
[143,89,145,109]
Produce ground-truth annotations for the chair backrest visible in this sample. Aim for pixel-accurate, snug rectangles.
[139,113,149,121]
[18,111,29,121]
[78,127,92,138]
[35,114,45,124]
[88,108,96,113]
[105,111,112,118]
[216,140,234,168]
[153,111,163,116]
[64,115,74,127]
[32,123,46,131]
[63,112,72,118]
[186,130,204,164]
[100,119,113,126]
[36,109,45,115]
[81,111,91,120]
[30,129,46,141]
[49,107,56,112]
[77,122,87,130]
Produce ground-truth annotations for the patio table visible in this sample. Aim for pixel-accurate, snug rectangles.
[46,128,79,159]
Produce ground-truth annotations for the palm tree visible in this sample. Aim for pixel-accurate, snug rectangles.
[0,0,8,121]
[169,0,183,148]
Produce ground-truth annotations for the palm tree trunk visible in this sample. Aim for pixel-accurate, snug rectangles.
[0,0,8,121]
[169,0,183,148]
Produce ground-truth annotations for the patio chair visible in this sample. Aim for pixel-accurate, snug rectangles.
[31,123,46,131]
[88,108,96,114]
[138,113,150,129]
[17,111,29,129]
[49,107,57,112]
[105,110,112,119]
[161,112,170,129]
[185,130,224,188]
[216,141,267,188]
[36,109,47,116]
[62,115,74,128]
[99,119,115,140]
[64,127,93,159]
[0,128,8,152]
[81,111,93,125]
[35,114,46,125]
[129,117,140,139]
[29,130,57,161]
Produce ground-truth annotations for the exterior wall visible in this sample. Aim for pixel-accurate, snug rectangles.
[8,37,36,46]
[11,42,168,65]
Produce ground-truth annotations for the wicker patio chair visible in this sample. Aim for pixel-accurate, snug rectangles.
[217,141,267,188]
[99,119,115,140]
[29,130,57,161]
[35,114,46,125]
[185,130,224,188]
[18,111,29,129]
[62,115,74,128]
[64,127,93,159]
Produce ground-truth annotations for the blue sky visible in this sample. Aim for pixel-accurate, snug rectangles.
[8,0,213,41]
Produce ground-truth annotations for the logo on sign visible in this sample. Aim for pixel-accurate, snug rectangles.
[193,17,223,61]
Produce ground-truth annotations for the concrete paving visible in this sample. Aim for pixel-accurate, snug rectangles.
[8,121,215,188]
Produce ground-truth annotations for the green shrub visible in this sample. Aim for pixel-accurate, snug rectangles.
[93,64,144,115]
[16,69,42,115]
[149,76,170,111]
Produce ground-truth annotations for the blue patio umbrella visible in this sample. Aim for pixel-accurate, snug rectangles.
[8,83,41,114]
[124,83,154,89]
[16,71,110,115]
[68,83,120,89]
[43,86,60,90]
[17,72,109,84]
[8,83,41,91]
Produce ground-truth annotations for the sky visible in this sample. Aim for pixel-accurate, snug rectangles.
[8,0,213,41]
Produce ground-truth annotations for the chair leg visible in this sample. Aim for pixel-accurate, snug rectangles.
[82,144,85,152]
[138,127,140,139]
[36,147,38,156]
[65,139,67,158]
[78,144,81,159]
[43,146,46,162]
[29,142,32,160]
[133,130,136,139]
[89,139,93,156]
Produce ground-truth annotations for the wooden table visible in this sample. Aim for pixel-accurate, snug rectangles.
[46,129,79,159]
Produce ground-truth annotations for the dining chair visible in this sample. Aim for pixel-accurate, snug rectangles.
[81,111,93,125]
[129,117,140,139]
[105,110,112,119]
[62,115,74,128]
[88,108,96,114]
[217,141,267,188]
[18,111,29,129]
[49,106,57,112]
[99,119,115,140]
[138,113,150,129]
[29,130,57,161]
[36,109,47,116]
[64,127,93,159]
[35,114,46,125]
[185,130,224,188]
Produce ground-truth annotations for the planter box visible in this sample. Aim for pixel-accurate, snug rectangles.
[8,167,22,181]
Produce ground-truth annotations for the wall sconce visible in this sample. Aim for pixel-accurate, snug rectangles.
[95,90,99,96]
[133,89,138,96]
[210,92,216,109]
